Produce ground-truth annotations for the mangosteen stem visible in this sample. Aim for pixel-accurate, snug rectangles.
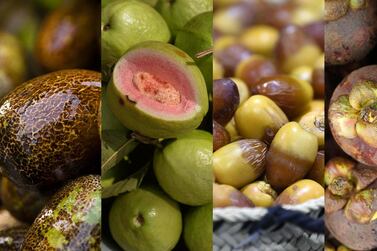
[360,102,377,124]
[196,48,213,59]
[131,132,163,148]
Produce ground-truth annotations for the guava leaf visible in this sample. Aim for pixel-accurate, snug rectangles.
[101,163,149,198]
[101,129,139,173]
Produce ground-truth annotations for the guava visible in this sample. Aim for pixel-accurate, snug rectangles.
[106,41,208,138]
[184,204,212,251]
[153,130,212,205]
[109,186,182,251]
[155,0,213,37]
[175,12,213,90]
[101,0,170,73]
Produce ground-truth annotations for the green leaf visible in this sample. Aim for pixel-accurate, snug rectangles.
[101,130,139,174]
[102,163,150,198]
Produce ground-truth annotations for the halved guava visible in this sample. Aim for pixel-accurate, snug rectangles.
[107,41,208,138]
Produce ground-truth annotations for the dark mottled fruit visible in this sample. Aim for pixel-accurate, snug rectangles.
[22,175,100,250]
[36,1,100,71]
[325,0,377,65]
[213,78,239,126]
[0,226,28,251]
[213,120,230,151]
[0,69,101,188]
[329,65,377,166]
[1,177,50,223]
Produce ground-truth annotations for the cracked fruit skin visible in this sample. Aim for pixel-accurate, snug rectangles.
[184,204,212,251]
[153,130,212,206]
[266,122,318,191]
[101,0,170,70]
[109,185,182,251]
[329,65,377,166]
[22,175,101,250]
[107,41,208,139]
[36,1,100,71]
[0,69,100,188]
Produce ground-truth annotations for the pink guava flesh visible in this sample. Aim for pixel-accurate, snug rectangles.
[114,50,197,117]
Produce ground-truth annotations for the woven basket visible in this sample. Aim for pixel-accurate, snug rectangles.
[213,197,324,251]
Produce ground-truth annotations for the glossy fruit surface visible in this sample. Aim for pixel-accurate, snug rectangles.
[213,78,239,126]
[0,69,100,188]
[275,179,324,205]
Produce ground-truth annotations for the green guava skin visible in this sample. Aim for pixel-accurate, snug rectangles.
[175,12,213,91]
[184,204,213,251]
[107,41,208,139]
[109,186,182,251]
[153,130,213,206]
[101,0,170,71]
[155,0,213,37]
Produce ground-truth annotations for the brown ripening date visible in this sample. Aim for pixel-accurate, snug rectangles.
[251,75,313,119]
[213,120,230,152]
[213,78,240,126]
[266,122,318,191]
[213,183,254,208]
[307,150,325,186]
[216,43,252,77]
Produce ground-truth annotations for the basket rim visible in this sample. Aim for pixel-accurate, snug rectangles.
[213,196,324,222]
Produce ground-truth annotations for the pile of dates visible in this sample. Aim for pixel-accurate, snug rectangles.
[213,0,325,208]
[325,0,377,250]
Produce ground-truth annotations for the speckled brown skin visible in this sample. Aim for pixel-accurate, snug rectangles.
[0,226,29,251]
[36,1,100,71]
[22,175,101,251]
[1,177,50,223]
[325,0,377,65]
[0,69,101,188]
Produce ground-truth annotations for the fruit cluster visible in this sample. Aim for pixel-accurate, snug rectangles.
[325,1,377,250]
[101,1,213,251]
[0,0,101,250]
[213,0,325,208]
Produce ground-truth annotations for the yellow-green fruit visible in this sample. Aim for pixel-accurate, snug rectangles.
[184,204,212,251]
[109,185,182,251]
[213,139,267,188]
[213,58,224,79]
[266,122,318,190]
[101,0,170,70]
[235,95,288,142]
[274,179,324,205]
[299,110,325,149]
[153,130,212,206]
[231,78,250,104]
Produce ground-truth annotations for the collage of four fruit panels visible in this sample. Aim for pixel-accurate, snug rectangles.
[0,0,376,251]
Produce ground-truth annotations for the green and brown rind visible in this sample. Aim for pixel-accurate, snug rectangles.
[0,69,101,188]
[21,175,101,250]
[107,41,208,139]
[329,65,377,165]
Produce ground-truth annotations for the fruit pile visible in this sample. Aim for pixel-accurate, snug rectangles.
[213,0,325,208]
[0,0,101,250]
[325,1,377,250]
[101,1,212,250]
